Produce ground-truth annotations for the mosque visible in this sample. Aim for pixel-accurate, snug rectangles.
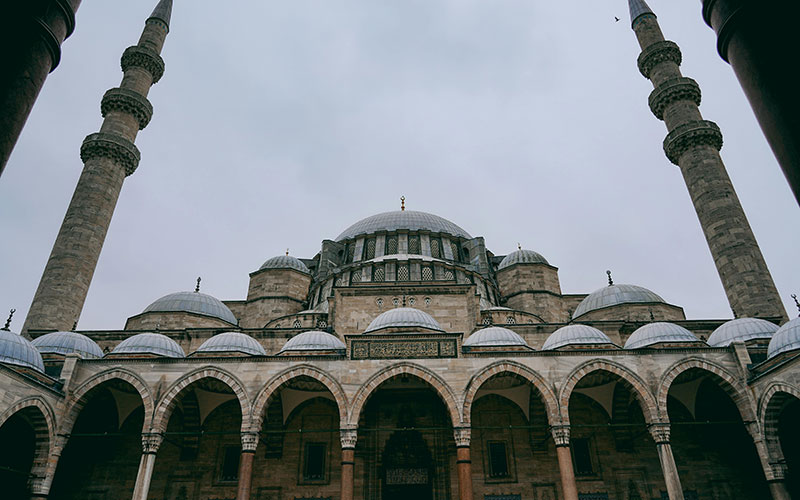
[1,1,799,500]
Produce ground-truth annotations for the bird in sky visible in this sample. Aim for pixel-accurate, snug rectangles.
[615,16,620,22]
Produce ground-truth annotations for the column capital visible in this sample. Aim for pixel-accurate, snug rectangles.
[453,427,471,448]
[340,428,358,450]
[768,461,789,481]
[141,432,163,454]
[550,425,570,447]
[30,476,49,496]
[241,431,259,453]
[648,422,671,444]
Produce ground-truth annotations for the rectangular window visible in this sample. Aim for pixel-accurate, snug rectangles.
[487,441,510,478]
[220,446,240,482]
[303,442,326,481]
[571,438,593,476]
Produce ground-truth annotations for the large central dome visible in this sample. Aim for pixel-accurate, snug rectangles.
[335,210,472,242]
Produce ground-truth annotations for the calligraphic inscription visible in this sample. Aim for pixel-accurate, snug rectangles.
[485,495,521,500]
[386,468,428,485]
[350,339,458,359]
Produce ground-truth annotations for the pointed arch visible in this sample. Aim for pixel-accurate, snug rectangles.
[151,366,251,433]
[656,357,755,422]
[559,359,658,425]
[0,396,55,484]
[64,368,154,433]
[348,362,460,427]
[759,381,800,454]
[461,360,558,425]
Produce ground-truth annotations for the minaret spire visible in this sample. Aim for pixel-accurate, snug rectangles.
[628,2,786,321]
[22,1,173,335]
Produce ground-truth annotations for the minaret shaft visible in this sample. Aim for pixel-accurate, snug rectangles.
[23,10,171,334]
[631,11,786,320]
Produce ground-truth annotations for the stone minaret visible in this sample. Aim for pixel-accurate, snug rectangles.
[23,0,173,335]
[628,0,786,321]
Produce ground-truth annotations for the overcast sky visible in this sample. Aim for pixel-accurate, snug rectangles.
[1,1,797,331]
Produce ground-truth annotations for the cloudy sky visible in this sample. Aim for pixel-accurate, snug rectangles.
[1,1,797,331]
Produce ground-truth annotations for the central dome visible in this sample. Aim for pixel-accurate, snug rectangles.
[335,210,471,242]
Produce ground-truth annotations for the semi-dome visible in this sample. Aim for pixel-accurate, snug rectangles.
[463,326,528,347]
[195,332,266,356]
[335,210,471,242]
[573,283,666,319]
[365,307,444,333]
[498,248,549,270]
[279,330,346,353]
[0,330,45,372]
[259,254,310,274]
[768,317,800,359]
[143,291,237,325]
[624,322,700,349]
[110,333,185,358]
[543,325,615,350]
[32,331,103,359]
[707,318,779,347]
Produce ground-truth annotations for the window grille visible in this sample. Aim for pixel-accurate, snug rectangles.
[293,319,302,328]
[350,268,361,283]
[430,238,441,259]
[397,264,410,282]
[408,235,420,254]
[346,244,355,263]
[442,269,454,281]
[451,241,459,261]
[506,316,516,325]
[364,238,376,260]
[317,320,327,329]
[483,318,492,325]
[373,266,385,282]
[421,266,434,281]
[334,276,343,287]
[386,235,398,254]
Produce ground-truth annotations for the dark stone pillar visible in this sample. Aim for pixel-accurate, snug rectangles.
[454,428,473,500]
[236,432,258,500]
[701,0,800,205]
[340,429,357,500]
[0,0,82,175]
[551,426,579,500]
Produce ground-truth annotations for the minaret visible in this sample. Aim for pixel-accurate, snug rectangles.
[628,0,786,321]
[23,0,173,335]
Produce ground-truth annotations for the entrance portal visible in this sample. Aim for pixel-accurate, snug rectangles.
[381,429,433,500]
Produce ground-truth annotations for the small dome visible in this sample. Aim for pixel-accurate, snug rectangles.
[768,317,800,359]
[497,249,549,270]
[624,322,700,349]
[336,210,471,242]
[196,332,266,356]
[32,331,103,359]
[259,255,310,274]
[111,333,185,358]
[543,325,615,350]
[0,330,45,372]
[707,318,779,347]
[279,331,346,353]
[463,326,528,347]
[143,291,237,325]
[365,307,444,333]
[574,284,666,319]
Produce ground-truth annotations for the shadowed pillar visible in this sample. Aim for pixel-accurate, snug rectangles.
[551,425,579,500]
[23,0,173,335]
[745,422,793,500]
[649,423,684,500]
[237,432,258,500]
[453,427,474,500]
[132,433,162,500]
[340,429,358,500]
[0,0,82,175]
[628,0,786,321]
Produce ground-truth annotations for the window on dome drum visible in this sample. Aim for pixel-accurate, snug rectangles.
[292,319,302,328]
[219,445,240,482]
[303,442,327,481]
[346,244,355,263]
[408,235,420,254]
[350,268,361,284]
[450,241,459,261]
[317,320,327,329]
[487,441,510,478]
[506,316,515,325]
[386,235,398,254]
[364,238,376,260]
[334,276,343,287]
[430,238,441,259]
[373,265,385,282]
[442,268,454,281]
[462,247,470,262]
[571,438,594,476]
[397,264,410,282]
[421,265,433,281]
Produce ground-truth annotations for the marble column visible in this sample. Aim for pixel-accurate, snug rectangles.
[131,433,162,500]
[340,429,358,500]
[551,425,578,500]
[648,424,684,500]
[237,432,259,500]
[453,427,473,500]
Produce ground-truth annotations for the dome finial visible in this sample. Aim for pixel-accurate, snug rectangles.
[2,309,15,331]
[286,248,290,256]
[606,270,614,286]
[195,277,201,293]
[517,242,522,250]
[793,294,800,316]
[400,196,406,211]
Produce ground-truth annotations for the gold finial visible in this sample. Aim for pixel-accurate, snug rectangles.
[517,243,522,250]
[195,277,202,293]
[2,309,15,331]
[286,248,290,256]
[400,196,405,211]
[606,270,614,286]
[793,294,800,316]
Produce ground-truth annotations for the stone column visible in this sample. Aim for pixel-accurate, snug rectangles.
[340,429,358,500]
[745,422,792,500]
[131,433,162,500]
[29,432,69,500]
[237,432,259,500]
[648,424,684,500]
[551,425,579,500]
[453,427,473,500]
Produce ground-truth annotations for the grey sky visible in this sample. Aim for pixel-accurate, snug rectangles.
[1,1,797,331]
